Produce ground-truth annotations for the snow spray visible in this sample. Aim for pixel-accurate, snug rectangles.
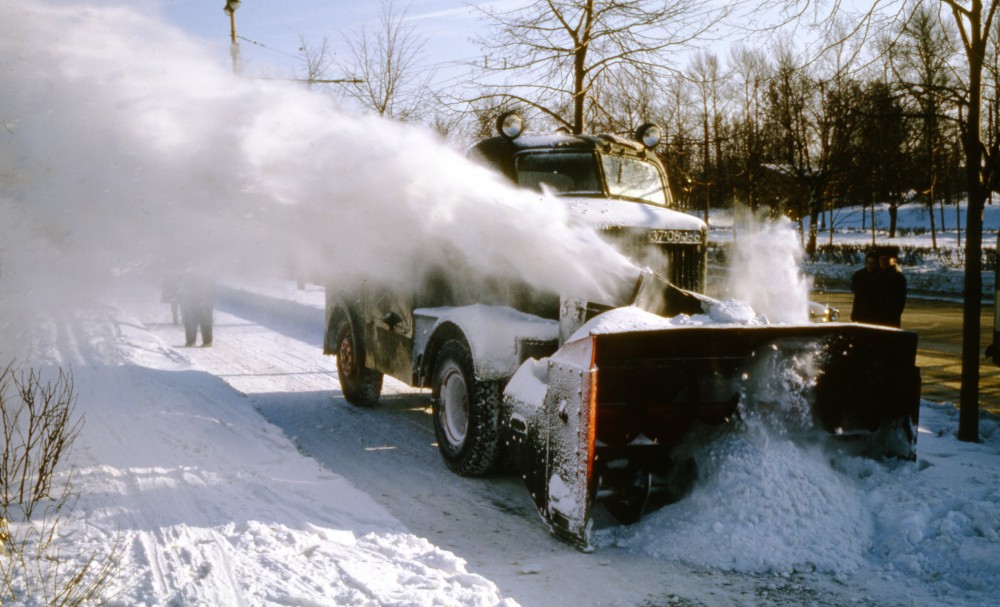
[598,343,874,574]
[597,226,873,572]
[0,1,636,318]
[724,216,813,324]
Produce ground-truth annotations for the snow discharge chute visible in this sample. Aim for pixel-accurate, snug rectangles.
[503,273,921,550]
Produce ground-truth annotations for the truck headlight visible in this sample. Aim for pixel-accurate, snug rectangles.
[635,123,662,148]
[497,112,524,140]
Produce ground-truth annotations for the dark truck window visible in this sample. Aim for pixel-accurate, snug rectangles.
[601,155,667,206]
[515,152,601,195]
[515,151,667,206]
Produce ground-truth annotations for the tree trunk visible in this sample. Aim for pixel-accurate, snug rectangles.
[571,1,594,134]
[929,185,938,251]
[870,201,876,247]
[958,6,986,443]
[805,182,823,257]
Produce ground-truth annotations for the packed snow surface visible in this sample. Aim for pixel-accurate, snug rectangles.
[566,300,765,344]
[4,280,997,606]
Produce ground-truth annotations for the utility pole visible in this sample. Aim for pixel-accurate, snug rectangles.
[224,1,241,75]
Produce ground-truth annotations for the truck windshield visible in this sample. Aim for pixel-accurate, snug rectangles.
[601,155,667,206]
[515,151,667,206]
[515,152,601,195]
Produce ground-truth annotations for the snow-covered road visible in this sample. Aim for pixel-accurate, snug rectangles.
[5,276,997,606]
[154,284,770,607]
[22,285,513,606]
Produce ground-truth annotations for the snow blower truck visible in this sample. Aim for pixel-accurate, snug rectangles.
[324,113,921,549]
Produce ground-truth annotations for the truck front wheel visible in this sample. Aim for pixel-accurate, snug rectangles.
[432,339,502,476]
[332,314,383,406]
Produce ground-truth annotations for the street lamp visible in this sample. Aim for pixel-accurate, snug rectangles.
[223,1,241,74]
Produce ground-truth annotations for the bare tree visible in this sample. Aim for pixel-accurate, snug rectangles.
[298,34,335,88]
[588,64,663,134]
[339,0,434,120]
[730,46,771,215]
[942,0,1000,442]
[852,75,909,236]
[808,0,999,442]
[662,73,696,208]
[886,3,960,250]
[688,51,728,222]
[469,0,728,134]
[764,41,861,256]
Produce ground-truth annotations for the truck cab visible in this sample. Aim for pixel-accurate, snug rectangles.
[470,113,706,292]
[324,113,708,476]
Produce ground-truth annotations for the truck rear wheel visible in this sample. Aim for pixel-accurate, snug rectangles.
[332,314,383,406]
[432,339,502,476]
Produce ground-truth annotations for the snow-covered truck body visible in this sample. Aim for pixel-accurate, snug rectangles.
[323,114,921,549]
[505,274,920,548]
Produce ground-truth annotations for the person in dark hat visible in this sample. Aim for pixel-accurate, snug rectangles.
[850,252,880,323]
[875,246,907,327]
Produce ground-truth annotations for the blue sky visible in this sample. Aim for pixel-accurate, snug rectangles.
[158,1,501,83]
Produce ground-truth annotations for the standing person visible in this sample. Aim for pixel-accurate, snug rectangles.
[160,273,180,325]
[876,248,907,328]
[850,252,879,323]
[178,271,215,347]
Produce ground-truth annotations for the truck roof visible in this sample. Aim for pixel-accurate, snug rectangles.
[469,132,655,183]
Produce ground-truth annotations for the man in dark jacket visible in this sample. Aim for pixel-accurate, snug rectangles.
[851,252,880,323]
[876,249,907,327]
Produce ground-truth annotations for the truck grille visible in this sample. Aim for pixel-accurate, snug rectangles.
[603,227,707,293]
[659,240,706,292]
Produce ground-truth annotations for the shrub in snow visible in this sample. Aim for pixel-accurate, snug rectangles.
[0,362,121,606]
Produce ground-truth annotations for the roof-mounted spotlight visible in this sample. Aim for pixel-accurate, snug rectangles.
[635,123,662,149]
[496,111,525,141]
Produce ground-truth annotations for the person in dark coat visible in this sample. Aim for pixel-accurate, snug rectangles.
[178,272,215,347]
[876,250,907,328]
[851,253,880,323]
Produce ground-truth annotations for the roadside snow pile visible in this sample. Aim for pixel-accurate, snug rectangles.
[601,432,873,573]
[10,305,517,607]
[598,402,1000,607]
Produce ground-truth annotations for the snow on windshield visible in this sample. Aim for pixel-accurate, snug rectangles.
[601,155,668,206]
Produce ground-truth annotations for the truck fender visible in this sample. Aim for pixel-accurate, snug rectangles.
[323,297,360,356]
[414,304,558,384]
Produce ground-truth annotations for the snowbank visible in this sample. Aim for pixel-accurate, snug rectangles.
[6,301,516,606]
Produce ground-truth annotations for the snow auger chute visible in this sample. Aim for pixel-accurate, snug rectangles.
[503,273,921,550]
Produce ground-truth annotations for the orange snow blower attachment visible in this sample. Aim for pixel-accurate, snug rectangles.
[503,276,921,550]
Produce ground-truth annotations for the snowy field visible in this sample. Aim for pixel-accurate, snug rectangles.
[2,2,1000,606]
[706,201,999,300]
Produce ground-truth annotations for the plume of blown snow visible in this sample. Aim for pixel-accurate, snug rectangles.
[0,0,636,321]
[724,216,812,324]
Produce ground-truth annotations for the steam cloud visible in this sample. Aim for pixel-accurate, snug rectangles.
[0,1,637,320]
[724,217,813,324]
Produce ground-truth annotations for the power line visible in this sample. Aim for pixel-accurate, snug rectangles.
[236,34,300,60]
